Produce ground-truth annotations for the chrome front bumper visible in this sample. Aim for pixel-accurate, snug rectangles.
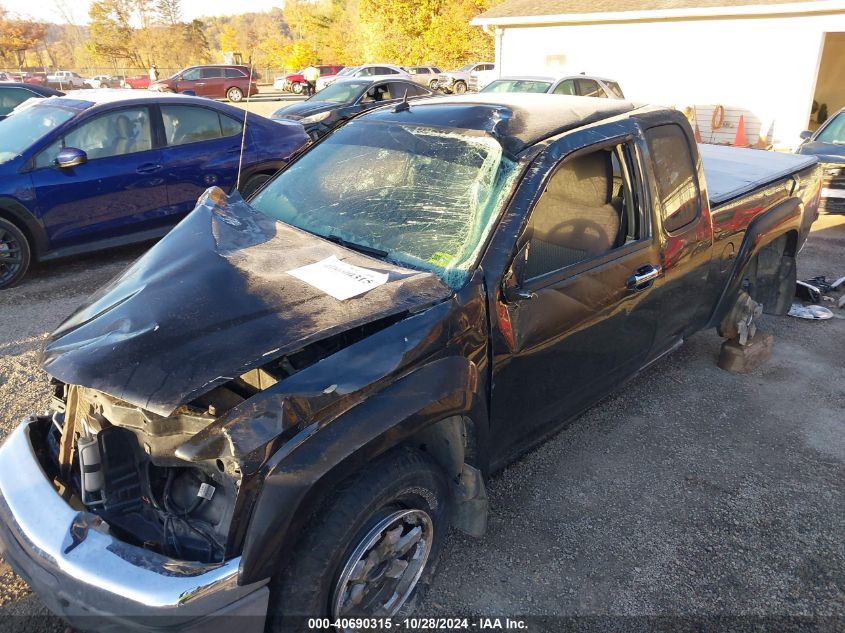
[0,417,269,633]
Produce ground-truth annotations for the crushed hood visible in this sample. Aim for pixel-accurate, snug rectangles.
[42,188,451,416]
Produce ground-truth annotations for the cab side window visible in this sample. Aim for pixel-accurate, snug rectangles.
[524,143,641,280]
[645,124,700,232]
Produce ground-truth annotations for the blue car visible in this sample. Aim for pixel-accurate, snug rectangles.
[0,90,308,288]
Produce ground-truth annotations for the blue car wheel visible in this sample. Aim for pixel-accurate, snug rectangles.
[0,218,30,289]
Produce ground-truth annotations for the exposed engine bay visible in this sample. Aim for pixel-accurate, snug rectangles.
[36,315,409,564]
[39,383,238,563]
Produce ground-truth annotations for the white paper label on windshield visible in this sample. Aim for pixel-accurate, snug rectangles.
[287,256,389,300]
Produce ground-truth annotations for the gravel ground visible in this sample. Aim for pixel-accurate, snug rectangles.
[0,216,843,630]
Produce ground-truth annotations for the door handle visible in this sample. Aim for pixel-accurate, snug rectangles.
[626,264,661,290]
[136,163,162,174]
[195,82,205,86]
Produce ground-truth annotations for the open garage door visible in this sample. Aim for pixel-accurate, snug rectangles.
[810,32,845,130]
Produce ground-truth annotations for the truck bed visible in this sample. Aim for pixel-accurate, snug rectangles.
[700,144,817,206]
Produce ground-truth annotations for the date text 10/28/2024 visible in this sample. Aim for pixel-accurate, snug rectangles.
[308,618,529,630]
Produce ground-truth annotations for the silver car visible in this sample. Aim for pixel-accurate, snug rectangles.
[403,66,442,90]
[477,74,625,99]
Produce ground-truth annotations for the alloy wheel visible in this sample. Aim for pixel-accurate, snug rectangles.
[0,227,24,287]
[331,508,433,619]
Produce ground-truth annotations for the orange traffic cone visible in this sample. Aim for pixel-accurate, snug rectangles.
[734,114,748,147]
[694,122,702,143]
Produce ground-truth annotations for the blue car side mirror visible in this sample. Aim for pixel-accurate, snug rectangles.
[799,130,813,141]
[56,147,88,168]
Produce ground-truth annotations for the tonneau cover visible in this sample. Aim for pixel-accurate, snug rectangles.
[700,144,818,206]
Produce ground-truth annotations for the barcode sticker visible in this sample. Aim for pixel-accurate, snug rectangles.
[197,483,216,500]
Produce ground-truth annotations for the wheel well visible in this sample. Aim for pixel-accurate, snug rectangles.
[743,231,797,317]
[401,416,488,538]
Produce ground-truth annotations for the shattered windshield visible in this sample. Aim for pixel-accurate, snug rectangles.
[250,119,520,289]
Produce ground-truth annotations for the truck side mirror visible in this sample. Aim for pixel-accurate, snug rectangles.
[55,147,87,168]
[799,130,813,141]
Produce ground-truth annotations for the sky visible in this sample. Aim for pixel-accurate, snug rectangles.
[2,0,282,23]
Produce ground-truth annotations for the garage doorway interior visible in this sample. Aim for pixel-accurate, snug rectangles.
[810,32,845,130]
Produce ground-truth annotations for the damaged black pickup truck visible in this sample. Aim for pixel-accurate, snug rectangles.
[0,94,821,632]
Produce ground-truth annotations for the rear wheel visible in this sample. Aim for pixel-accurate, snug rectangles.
[0,218,31,289]
[292,82,303,95]
[227,86,244,102]
[267,448,450,632]
[453,81,467,94]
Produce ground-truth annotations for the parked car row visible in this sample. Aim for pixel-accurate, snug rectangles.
[0,90,308,288]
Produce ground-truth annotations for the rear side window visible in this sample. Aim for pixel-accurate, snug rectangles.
[224,68,246,78]
[645,124,700,232]
[161,105,243,146]
[200,68,224,79]
[577,78,604,98]
[552,80,576,96]
[605,81,624,98]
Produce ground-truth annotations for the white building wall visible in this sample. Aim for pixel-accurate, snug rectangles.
[496,13,845,149]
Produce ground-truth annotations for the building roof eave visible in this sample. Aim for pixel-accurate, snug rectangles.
[470,0,845,26]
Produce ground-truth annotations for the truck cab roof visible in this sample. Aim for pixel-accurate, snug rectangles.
[360,93,639,155]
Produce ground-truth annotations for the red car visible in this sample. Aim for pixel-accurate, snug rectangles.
[276,64,343,94]
[123,75,151,89]
[150,65,258,102]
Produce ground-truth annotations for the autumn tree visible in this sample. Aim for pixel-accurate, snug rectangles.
[0,7,49,67]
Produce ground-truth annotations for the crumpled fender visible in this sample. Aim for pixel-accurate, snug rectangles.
[236,352,487,585]
[708,196,802,327]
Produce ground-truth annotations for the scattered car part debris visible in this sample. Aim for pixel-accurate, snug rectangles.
[788,302,834,319]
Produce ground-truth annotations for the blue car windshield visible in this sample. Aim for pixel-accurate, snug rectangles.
[0,104,76,165]
[250,120,520,289]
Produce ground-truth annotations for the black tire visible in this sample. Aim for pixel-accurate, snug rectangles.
[0,217,31,289]
[267,447,450,632]
[453,81,467,95]
[227,86,244,102]
[239,173,272,199]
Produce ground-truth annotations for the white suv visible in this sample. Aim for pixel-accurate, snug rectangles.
[436,63,496,94]
[318,64,408,91]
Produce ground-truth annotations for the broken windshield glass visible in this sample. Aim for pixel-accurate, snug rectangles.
[249,119,520,289]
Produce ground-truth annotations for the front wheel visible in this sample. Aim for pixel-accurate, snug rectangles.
[0,218,31,289]
[453,81,467,95]
[429,79,438,90]
[267,448,450,631]
[292,82,303,95]
[239,173,272,199]
[227,86,244,102]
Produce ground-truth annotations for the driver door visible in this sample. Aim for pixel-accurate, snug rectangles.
[29,106,168,248]
[489,126,664,462]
